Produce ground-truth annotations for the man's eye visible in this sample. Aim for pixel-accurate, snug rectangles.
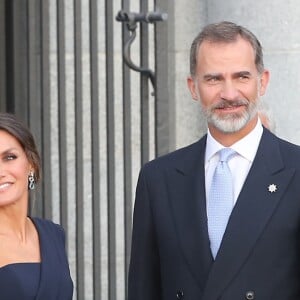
[206,77,220,83]
[239,75,250,81]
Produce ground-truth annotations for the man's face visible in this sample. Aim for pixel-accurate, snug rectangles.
[188,36,269,135]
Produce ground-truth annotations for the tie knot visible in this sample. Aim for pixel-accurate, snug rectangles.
[219,148,235,162]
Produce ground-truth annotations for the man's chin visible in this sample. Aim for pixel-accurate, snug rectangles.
[209,117,249,134]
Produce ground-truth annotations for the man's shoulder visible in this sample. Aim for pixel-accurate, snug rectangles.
[143,136,206,170]
[277,136,300,158]
[265,130,300,164]
[269,130,300,153]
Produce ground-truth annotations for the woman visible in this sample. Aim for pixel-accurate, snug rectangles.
[0,112,73,299]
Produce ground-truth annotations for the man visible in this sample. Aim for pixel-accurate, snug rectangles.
[128,21,300,300]
[258,101,276,132]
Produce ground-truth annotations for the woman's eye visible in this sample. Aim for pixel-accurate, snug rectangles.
[5,154,17,161]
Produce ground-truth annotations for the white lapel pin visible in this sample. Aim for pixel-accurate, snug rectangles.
[268,184,277,193]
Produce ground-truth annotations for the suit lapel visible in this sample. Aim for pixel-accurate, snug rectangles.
[202,129,296,300]
[168,137,213,290]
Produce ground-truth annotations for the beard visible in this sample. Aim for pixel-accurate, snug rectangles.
[201,98,259,133]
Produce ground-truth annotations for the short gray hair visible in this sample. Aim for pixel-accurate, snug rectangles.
[190,21,264,77]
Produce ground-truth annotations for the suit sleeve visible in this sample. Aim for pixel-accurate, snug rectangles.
[128,167,162,300]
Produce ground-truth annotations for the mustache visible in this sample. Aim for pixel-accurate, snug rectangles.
[212,99,249,109]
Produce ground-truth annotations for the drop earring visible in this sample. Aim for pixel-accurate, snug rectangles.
[28,171,35,190]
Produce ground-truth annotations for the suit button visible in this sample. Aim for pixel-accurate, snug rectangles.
[176,290,184,299]
[245,291,255,299]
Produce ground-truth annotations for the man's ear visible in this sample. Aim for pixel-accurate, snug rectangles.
[259,69,270,96]
[187,76,199,101]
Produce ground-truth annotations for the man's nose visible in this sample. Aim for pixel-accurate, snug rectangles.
[219,81,240,100]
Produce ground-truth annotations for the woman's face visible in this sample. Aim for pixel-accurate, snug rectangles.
[0,130,32,208]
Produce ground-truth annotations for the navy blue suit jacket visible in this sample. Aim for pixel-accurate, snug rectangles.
[128,128,300,300]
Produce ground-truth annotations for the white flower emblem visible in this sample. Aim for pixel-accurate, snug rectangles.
[268,184,277,193]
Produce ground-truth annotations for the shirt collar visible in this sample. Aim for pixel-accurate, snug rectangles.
[205,118,263,163]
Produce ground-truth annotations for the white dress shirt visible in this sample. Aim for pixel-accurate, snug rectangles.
[205,118,263,209]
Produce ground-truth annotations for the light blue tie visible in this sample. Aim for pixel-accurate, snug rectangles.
[208,148,235,259]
